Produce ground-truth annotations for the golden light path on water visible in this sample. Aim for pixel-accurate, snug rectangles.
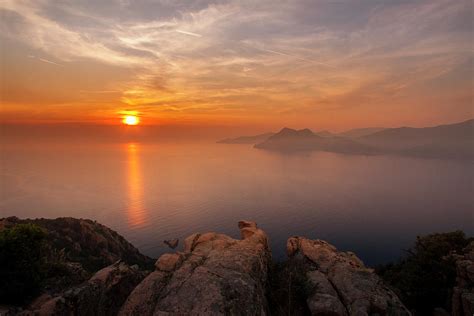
[126,143,146,228]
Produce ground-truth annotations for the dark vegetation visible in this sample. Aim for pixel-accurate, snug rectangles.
[0,224,48,304]
[2,217,154,272]
[0,217,154,306]
[377,231,473,315]
[268,259,311,315]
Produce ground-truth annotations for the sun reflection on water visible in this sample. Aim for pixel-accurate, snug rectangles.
[126,143,146,228]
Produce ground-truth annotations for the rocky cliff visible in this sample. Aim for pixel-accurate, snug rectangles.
[452,241,474,316]
[3,220,414,315]
[286,237,410,315]
[0,217,154,272]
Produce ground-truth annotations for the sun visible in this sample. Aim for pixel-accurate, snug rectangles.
[123,115,140,125]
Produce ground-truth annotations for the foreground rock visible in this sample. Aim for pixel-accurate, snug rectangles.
[21,261,147,316]
[0,217,154,272]
[452,241,474,316]
[287,237,411,315]
[2,219,411,315]
[120,220,271,315]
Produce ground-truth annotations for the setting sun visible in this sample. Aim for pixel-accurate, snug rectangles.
[123,115,139,125]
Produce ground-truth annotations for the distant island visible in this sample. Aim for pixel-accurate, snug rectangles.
[216,130,341,144]
[254,127,377,154]
[339,127,386,138]
[218,119,474,160]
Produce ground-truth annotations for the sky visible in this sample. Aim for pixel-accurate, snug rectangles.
[0,0,472,132]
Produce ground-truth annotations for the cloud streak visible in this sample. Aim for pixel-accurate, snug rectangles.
[28,55,63,66]
[0,0,472,128]
[176,30,203,37]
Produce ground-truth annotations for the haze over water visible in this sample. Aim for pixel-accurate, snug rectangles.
[1,140,472,265]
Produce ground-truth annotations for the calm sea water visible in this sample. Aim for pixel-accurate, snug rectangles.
[1,141,472,265]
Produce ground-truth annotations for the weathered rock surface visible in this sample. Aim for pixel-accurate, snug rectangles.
[2,219,412,315]
[452,241,474,316]
[287,237,411,316]
[21,261,147,316]
[119,220,271,315]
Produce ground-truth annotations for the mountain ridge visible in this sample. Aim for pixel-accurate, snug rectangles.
[217,132,275,144]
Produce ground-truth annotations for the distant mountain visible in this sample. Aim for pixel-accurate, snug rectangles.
[253,119,474,159]
[315,130,336,137]
[339,127,386,138]
[220,119,473,159]
[360,119,474,159]
[217,132,275,144]
[363,119,473,143]
[254,127,376,154]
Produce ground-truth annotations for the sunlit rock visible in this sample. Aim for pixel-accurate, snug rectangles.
[120,221,271,315]
[286,236,411,316]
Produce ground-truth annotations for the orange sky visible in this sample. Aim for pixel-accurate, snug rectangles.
[0,0,472,132]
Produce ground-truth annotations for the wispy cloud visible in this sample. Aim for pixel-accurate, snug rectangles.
[0,0,472,127]
[28,55,63,66]
[175,30,202,37]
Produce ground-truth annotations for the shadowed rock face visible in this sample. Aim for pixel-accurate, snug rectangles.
[286,237,411,316]
[21,261,147,316]
[0,217,154,272]
[119,220,271,315]
[452,241,474,316]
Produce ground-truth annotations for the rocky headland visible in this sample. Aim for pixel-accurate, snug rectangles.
[218,119,474,160]
[1,217,472,315]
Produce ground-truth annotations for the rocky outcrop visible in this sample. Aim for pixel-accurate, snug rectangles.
[21,261,147,316]
[286,237,411,316]
[0,217,154,272]
[452,241,474,316]
[119,220,271,315]
[3,219,412,315]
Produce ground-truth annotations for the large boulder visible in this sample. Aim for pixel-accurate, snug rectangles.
[452,241,474,316]
[22,261,147,316]
[119,220,271,315]
[286,237,410,316]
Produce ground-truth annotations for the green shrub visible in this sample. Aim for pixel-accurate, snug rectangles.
[377,231,472,315]
[0,223,47,304]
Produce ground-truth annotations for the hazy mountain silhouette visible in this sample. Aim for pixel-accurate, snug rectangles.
[359,119,474,159]
[252,119,473,159]
[217,132,275,144]
[254,127,376,154]
[339,127,386,138]
[217,130,336,144]
[315,130,336,137]
[361,119,473,143]
[217,119,473,159]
